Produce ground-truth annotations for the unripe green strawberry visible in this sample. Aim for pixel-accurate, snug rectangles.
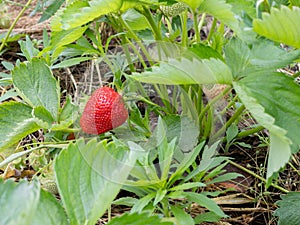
[41,180,58,195]
[160,2,187,17]
[80,87,128,134]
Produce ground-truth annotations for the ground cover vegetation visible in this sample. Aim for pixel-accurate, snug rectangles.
[0,0,300,224]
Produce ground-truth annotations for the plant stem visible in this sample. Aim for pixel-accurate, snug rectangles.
[108,206,112,222]
[142,6,162,41]
[161,198,171,217]
[117,14,153,65]
[198,13,206,36]
[141,6,173,59]
[180,10,188,47]
[198,85,232,122]
[95,21,105,54]
[122,37,135,72]
[220,95,238,115]
[288,161,300,176]
[154,84,173,113]
[202,107,213,140]
[236,125,265,139]
[0,0,34,53]
[206,17,217,43]
[212,104,246,140]
[192,10,201,43]
[228,160,289,193]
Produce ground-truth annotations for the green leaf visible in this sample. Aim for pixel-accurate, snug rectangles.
[0,89,18,102]
[132,57,232,85]
[0,148,35,168]
[233,72,300,179]
[51,0,122,30]
[120,0,143,12]
[39,0,65,22]
[253,6,300,48]
[155,116,167,149]
[224,38,251,78]
[183,141,225,181]
[131,192,156,213]
[170,205,195,225]
[153,189,167,206]
[194,211,222,224]
[2,61,14,70]
[12,58,60,120]
[169,182,206,191]
[51,26,89,48]
[224,38,300,78]
[0,102,42,150]
[0,179,40,225]
[206,172,242,184]
[50,1,88,31]
[226,123,238,143]
[179,0,204,12]
[185,192,227,217]
[33,106,54,128]
[113,197,138,207]
[57,95,79,124]
[184,43,224,61]
[274,192,300,225]
[226,0,256,18]
[199,0,240,34]
[248,41,300,72]
[106,212,173,225]
[122,8,150,30]
[159,138,176,181]
[51,56,92,69]
[54,138,137,225]
[169,142,205,185]
[290,0,300,7]
[18,36,40,61]
[31,189,68,225]
[164,115,199,153]
[126,142,160,184]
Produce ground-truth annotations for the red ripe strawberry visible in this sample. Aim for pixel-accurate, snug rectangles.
[80,87,128,134]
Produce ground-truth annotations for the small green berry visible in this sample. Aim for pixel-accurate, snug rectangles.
[160,2,187,17]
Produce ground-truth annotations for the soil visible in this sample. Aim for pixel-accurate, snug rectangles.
[1,1,300,225]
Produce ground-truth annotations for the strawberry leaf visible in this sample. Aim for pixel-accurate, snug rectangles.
[233,72,300,180]
[227,0,256,18]
[199,0,240,34]
[38,0,65,22]
[51,0,122,31]
[224,39,300,78]
[51,26,89,49]
[54,138,137,225]
[179,0,204,12]
[0,102,43,150]
[12,58,60,121]
[274,192,300,225]
[132,57,232,85]
[0,179,40,225]
[31,189,68,225]
[253,6,300,48]
[122,8,150,31]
